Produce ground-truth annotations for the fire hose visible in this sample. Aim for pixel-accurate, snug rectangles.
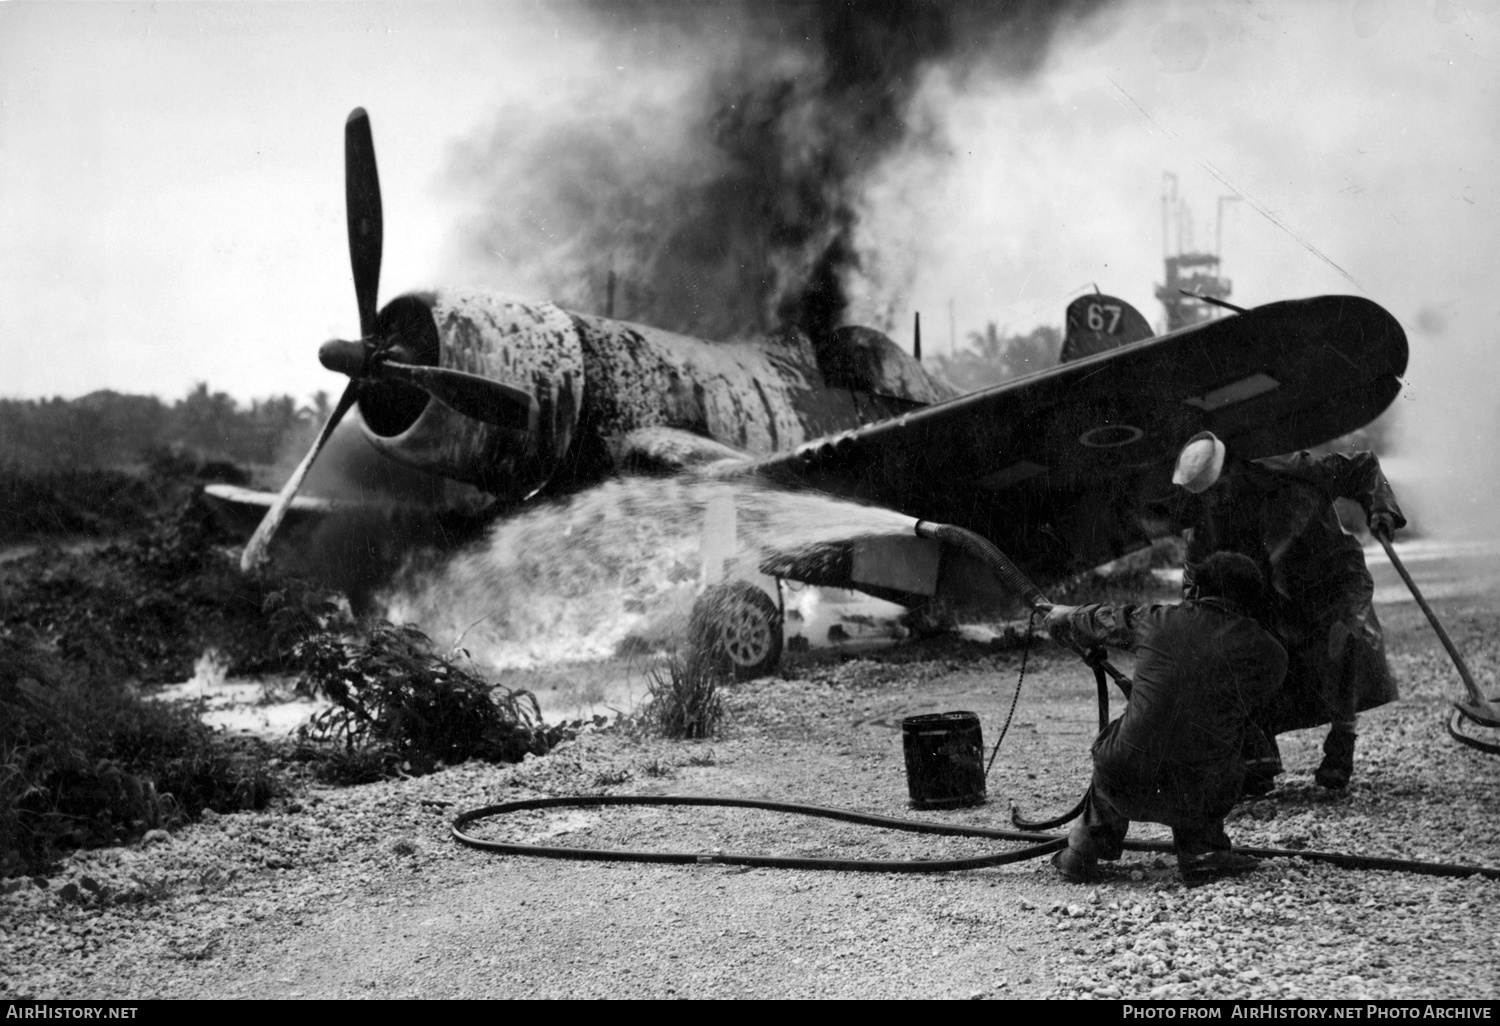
[450,795,1500,880]
[451,521,1500,880]
[1373,535,1500,756]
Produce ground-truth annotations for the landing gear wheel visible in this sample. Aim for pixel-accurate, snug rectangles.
[689,582,784,681]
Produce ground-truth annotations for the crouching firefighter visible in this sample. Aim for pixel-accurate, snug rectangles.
[1044,552,1286,883]
[1170,431,1406,792]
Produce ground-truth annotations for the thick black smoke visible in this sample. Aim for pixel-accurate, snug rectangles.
[450,1,1107,341]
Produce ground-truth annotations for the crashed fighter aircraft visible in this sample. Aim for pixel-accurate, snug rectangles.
[208,108,1409,677]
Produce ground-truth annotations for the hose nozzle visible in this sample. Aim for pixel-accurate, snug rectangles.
[918,520,1133,696]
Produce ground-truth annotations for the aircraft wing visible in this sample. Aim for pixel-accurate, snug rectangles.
[201,483,343,537]
[749,295,1408,586]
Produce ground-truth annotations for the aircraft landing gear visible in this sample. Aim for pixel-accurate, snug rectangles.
[689,581,784,680]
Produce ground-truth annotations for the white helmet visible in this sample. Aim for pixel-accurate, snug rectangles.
[1172,431,1227,494]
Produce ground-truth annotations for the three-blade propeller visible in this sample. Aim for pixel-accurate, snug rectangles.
[240,108,536,571]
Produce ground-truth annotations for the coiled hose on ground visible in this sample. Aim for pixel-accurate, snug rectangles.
[451,794,1500,880]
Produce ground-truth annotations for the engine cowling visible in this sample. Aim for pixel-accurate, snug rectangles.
[358,289,585,502]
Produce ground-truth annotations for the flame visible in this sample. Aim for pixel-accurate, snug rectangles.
[378,477,916,670]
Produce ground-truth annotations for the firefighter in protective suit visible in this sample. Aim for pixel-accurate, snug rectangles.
[1170,431,1406,792]
[1046,551,1285,883]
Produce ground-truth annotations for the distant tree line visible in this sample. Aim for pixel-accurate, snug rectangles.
[0,384,329,472]
[928,323,1064,394]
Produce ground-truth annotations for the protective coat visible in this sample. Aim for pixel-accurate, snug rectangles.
[1179,450,1405,734]
[1058,600,1288,829]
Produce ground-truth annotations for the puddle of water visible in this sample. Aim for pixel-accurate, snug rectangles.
[153,650,327,739]
[154,677,328,737]
[527,673,649,725]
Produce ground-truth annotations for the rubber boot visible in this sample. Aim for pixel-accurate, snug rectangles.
[1179,849,1261,882]
[1051,847,1097,883]
[1314,727,1356,790]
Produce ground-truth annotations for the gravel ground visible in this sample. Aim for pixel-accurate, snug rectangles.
[4,580,1500,1000]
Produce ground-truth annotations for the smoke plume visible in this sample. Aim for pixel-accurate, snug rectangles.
[447,0,1107,341]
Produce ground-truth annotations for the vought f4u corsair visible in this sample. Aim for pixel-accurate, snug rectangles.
[208,108,1409,678]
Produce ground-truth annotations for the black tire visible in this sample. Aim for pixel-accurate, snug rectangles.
[689,581,784,681]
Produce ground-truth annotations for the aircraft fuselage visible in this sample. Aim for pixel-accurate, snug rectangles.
[355,287,952,504]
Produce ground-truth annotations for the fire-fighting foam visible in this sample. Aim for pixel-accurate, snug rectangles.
[377,477,918,670]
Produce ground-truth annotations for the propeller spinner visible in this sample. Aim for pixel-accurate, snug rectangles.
[240,108,536,572]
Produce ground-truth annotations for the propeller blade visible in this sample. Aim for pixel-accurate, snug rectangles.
[381,361,537,431]
[239,382,360,572]
[345,108,383,339]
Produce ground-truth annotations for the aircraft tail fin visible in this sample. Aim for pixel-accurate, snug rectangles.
[1060,294,1154,363]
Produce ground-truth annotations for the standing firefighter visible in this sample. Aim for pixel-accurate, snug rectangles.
[1171,431,1406,791]
[1045,552,1286,883]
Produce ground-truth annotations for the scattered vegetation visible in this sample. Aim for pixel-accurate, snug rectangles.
[0,465,171,542]
[289,616,568,785]
[0,478,330,874]
[0,631,276,877]
[0,484,575,871]
[0,492,321,684]
[640,650,727,740]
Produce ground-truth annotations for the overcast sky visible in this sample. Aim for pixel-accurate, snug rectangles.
[2,0,1497,527]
